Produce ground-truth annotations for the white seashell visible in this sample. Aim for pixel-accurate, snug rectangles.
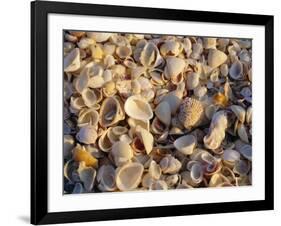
[99,96,125,127]
[103,55,115,68]
[164,57,186,80]
[76,126,98,144]
[207,49,227,68]
[190,162,203,184]
[174,135,197,155]
[102,69,113,83]
[116,46,132,59]
[246,106,252,124]
[97,165,116,192]
[148,160,161,180]
[116,162,144,191]
[124,95,153,122]
[119,134,133,144]
[155,101,171,126]
[131,66,146,80]
[111,141,134,167]
[69,96,85,113]
[73,69,89,93]
[237,123,249,143]
[139,42,163,68]
[191,43,203,59]
[112,126,128,136]
[87,32,112,42]
[203,38,216,49]
[194,85,207,99]
[230,105,246,123]
[131,80,141,94]
[103,81,116,97]
[77,161,96,192]
[203,111,228,150]
[98,129,113,152]
[160,40,182,56]
[64,135,75,159]
[220,64,229,77]
[77,37,95,49]
[64,48,80,72]
[135,126,154,155]
[229,60,243,80]
[78,108,99,127]
[81,88,97,108]
[160,156,182,174]
[128,117,150,132]
[186,72,200,90]
[150,180,168,190]
[223,149,240,163]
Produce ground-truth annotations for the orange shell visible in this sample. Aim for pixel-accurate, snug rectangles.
[213,93,228,107]
[73,147,98,168]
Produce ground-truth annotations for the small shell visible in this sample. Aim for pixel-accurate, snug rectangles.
[148,160,162,180]
[160,40,182,56]
[237,123,249,143]
[233,160,250,176]
[98,129,113,152]
[230,105,246,123]
[87,32,112,42]
[90,44,104,59]
[81,88,97,108]
[223,149,240,167]
[246,106,252,124]
[78,108,99,127]
[191,43,203,59]
[116,46,132,59]
[103,81,117,97]
[135,126,154,155]
[190,162,203,184]
[64,48,80,72]
[116,162,144,191]
[164,57,186,80]
[155,101,171,126]
[203,38,216,49]
[139,42,163,68]
[76,126,98,145]
[160,156,182,174]
[178,97,205,129]
[229,60,243,80]
[174,135,197,155]
[124,95,153,122]
[150,180,168,190]
[73,70,89,93]
[194,85,207,99]
[207,49,227,68]
[77,161,96,192]
[111,141,134,167]
[97,165,117,192]
[73,144,98,168]
[99,96,125,127]
[220,64,229,76]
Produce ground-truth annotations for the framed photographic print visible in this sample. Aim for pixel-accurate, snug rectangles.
[31,0,274,224]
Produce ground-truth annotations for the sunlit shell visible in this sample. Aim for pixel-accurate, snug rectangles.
[160,156,182,174]
[76,126,98,145]
[178,97,205,129]
[98,129,113,152]
[103,81,117,97]
[116,162,144,191]
[73,144,98,168]
[135,126,154,155]
[209,173,231,187]
[207,49,227,68]
[148,160,162,180]
[160,40,182,56]
[111,141,134,167]
[124,95,153,122]
[64,48,80,72]
[96,165,117,192]
[87,32,112,42]
[164,57,186,80]
[155,101,171,126]
[78,37,95,49]
[190,162,204,184]
[213,92,228,107]
[174,135,197,155]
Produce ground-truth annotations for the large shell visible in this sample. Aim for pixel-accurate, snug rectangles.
[116,162,144,191]
[99,96,125,127]
[111,141,134,167]
[203,111,228,150]
[174,135,197,155]
[124,95,153,122]
[178,97,205,129]
[207,49,227,68]
[64,48,80,72]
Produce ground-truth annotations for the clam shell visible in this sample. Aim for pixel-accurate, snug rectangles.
[160,40,182,56]
[174,135,196,155]
[64,48,80,72]
[164,57,186,80]
[160,156,182,174]
[135,126,154,155]
[139,42,163,68]
[111,141,134,167]
[78,109,99,127]
[229,60,243,80]
[209,173,230,187]
[207,49,227,68]
[190,162,203,184]
[97,165,117,192]
[155,101,171,126]
[73,69,89,93]
[116,162,144,191]
[186,72,200,90]
[116,46,132,59]
[76,126,98,145]
[98,129,113,152]
[77,161,96,192]
[230,105,246,123]
[81,88,97,108]
[124,95,153,122]
[148,160,162,180]
[87,32,112,42]
[73,144,98,168]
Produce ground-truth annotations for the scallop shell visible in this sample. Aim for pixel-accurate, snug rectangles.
[99,96,125,127]
[76,126,98,145]
[229,60,243,80]
[178,97,205,129]
[116,162,144,191]
[174,135,197,155]
[203,111,228,150]
[155,101,171,126]
[73,144,98,168]
[111,141,134,167]
[64,48,80,72]
[96,165,117,192]
[159,156,182,174]
[77,161,96,192]
[124,95,153,122]
[207,49,227,68]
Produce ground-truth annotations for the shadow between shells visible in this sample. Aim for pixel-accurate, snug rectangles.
[63,31,252,194]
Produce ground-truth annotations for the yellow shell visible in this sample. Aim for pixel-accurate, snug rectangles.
[178,97,204,129]
[213,92,228,107]
[73,145,98,168]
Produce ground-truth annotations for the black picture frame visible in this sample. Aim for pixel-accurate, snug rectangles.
[31,0,274,224]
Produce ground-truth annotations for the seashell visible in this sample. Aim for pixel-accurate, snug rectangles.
[124,95,153,122]
[186,72,200,90]
[164,174,180,187]
[209,173,231,187]
[139,42,163,68]
[107,127,120,144]
[141,173,155,188]
[223,149,240,168]
[64,48,80,72]
[178,97,205,129]
[87,32,112,42]
[103,70,113,83]
[128,117,150,132]
[116,162,144,191]
[77,161,96,192]
[103,55,115,68]
[155,101,171,126]
[97,165,117,192]
[73,69,89,94]
[148,160,162,180]
[90,44,104,60]
[207,49,227,68]
[233,160,250,176]
[230,105,245,123]
[85,145,105,159]
[151,117,167,135]
[229,60,243,80]
[88,76,105,89]
[182,37,192,56]
[103,81,117,97]
[203,111,228,150]
[190,162,203,184]
[150,180,168,190]
[72,183,84,194]
[99,96,125,127]
[246,106,252,124]
[190,43,203,59]
[131,80,141,94]
[203,38,216,49]
[119,134,133,144]
[98,129,113,152]
[174,135,197,155]
[111,141,134,167]
[194,85,207,99]
[134,126,154,155]
[237,123,249,143]
[73,144,98,168]
[112,126,128,136]
[76,126,98,145]
[77,37,95,49]
[160,156,182,174]
[164,57,186,80]
[78,108,99,127]
[64,135,75,159]
[160,40,182,56]
[220,64,229,77]
[116,46,132,59]
[81,88,97,108]
[131,66,146,80]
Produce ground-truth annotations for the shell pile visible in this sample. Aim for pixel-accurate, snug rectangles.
[63,31,252,194]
